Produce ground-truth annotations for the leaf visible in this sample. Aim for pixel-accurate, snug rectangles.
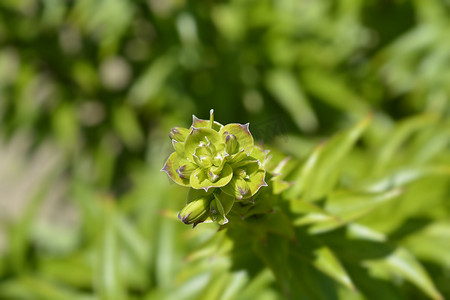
[207,191,236,225]
[248,145,269,164]
[301,69,369,116]
[271,179,292,195]
[253,234,291,297]
[266,154,297,194]
[246,208,295,240]
[361,165,450,193]
[401,220,450,267]
[186,187,215,203]
[346,223,387,243]
[116,216,150,267]
[294,188,402,234]
[324,189,403,220]
[96,200,127,300]
[288,115,372,201]
[213,191,235,215]
[128,54,176,105]
[112,104,144,150]
[264,149,297,177]
[286,143,324,198]
[0,276,95,300]
[265,69,318,132]
[312,246,356,291]
[372,114,438,175]
[364,248,443,300]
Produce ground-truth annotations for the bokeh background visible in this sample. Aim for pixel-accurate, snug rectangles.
[0,0,449,299]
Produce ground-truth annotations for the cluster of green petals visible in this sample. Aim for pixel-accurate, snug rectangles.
[162,110,268,226]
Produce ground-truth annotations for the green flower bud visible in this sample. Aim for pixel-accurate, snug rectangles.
[193,145,213,168]
[223,132,238,154]
[176,163,196,179]
[221,159,267,200]
[234,168,249,179]
[178,196,212,226]
[172,140,185,156]
[169,126,190,142]
[235,177,250,199]
[219,123,253,157]
[208,169,220,182]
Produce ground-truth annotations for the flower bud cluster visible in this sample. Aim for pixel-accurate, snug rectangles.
[162,110,267,226]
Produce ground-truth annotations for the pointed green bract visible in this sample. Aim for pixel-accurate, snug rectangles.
[221,177,249,200]
[221,160,267,200]
[172,140,185,156]
[190,163,233,191]
[186,187,215,203]
[248,145,269,164]
[191,109,223,131]
[208,192,235,225]
[219,123,254,156]
[161,152,191,187]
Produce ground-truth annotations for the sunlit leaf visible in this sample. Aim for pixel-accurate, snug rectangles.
[364,248,443,300]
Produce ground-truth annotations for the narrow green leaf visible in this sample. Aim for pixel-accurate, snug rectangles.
[96,200,127,300]
[128,54,175,105]
[0,276,95,300]
[362,166,450,193]
[364,248,443,300]
[372,114,437,175]
[301,69,369,116]
[112,104,144,150]
[265,69,317,132]
[325,189,403,220]
[288,115,372,201]
[306,115,372,201]
[313,246,356,291]
[286,143,323,198]
[253,235,291,297]
[302,188,402,234]
[401,220,450,267]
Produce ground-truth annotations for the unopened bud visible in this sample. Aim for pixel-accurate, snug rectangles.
[178,197,212,226]
[234,168,248,179]
[169,127,190,142]
[224,132,238,154]
[235,178,250,199]
[208,170,220,182]
[176,163,196,179]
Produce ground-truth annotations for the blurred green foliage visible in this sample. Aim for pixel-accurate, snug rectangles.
[0,0,450,299]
